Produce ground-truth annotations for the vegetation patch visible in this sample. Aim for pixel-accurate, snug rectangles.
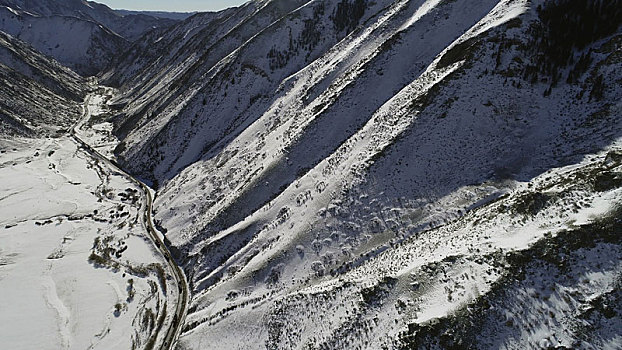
[361,276,397,306]
[332,0,367,33]
[592,171,622,192]
[521,0,622,85]
[395,207,622,349]
[511,191,553,216]
[437,36,482,70]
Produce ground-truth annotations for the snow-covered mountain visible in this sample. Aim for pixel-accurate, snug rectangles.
[1,0,620,348]
[95,0,622,348]
[0,31,87,136]
[0,6,126,75]
[0,0,178,41]
[0,0,179,75]
[115,9,195,21]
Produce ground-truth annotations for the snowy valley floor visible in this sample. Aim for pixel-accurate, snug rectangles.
[0,135,178,350]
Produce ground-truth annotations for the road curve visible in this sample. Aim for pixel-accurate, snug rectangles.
[71,93,189,350]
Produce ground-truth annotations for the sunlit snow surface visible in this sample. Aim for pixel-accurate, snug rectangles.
[0,115,176,349]
[115,0,620,348]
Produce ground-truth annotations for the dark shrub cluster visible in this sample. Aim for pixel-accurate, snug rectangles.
[332,0,367,33]
[522,0,622,84]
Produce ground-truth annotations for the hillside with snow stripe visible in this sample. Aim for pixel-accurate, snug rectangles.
[0,0,180,75]
[0,0,179,41]
[0,30,84,99]
[89,0,622,348]
[0,31,88,136]
[0,6,126,75]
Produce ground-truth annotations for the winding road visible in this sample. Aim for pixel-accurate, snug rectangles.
[71,92,189,350]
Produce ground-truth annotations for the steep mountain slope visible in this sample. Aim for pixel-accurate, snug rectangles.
[115,10,194,21]
[99,0,621,348]
[108,0,387,183]
[100,0,622,349]
[0,0,180,75]
[0,0,178,41]
[103,0,313,140]
[0,6,126,75]
[0,31,87,136]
